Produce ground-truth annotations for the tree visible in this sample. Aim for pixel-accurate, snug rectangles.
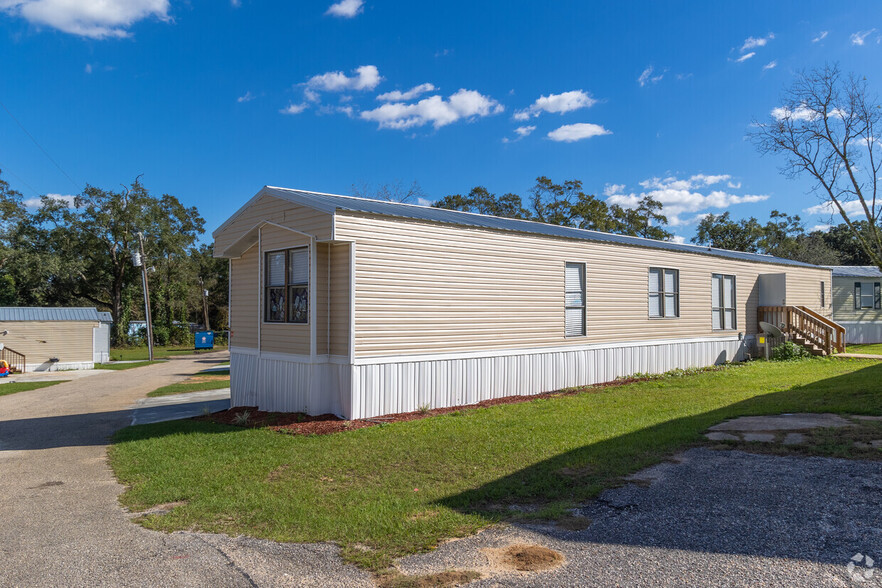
[433,186,530,219]
[822,222,874,265]
[751,64,882,270]
[351,180,428,204]
[692,212,762,252]
[610,196,672,240]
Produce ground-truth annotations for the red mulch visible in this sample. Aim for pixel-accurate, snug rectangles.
[197,370,714,436]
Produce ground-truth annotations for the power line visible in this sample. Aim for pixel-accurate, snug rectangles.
[0,162,40,197]
[0,97,82,193]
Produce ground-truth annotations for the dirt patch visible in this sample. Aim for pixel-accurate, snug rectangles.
[377,570,481,588]
[556,515,592,531]
[131,500,189,517]
[186,374,230,384]
[266,464,290,482]
[485,544,564,572]
[557,465,593,478]
[408,509,440,521]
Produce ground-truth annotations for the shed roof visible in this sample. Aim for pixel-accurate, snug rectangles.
[97,311,113,323]
[0,307,103,322]
[828,265,882,278]
[216,186,821,269]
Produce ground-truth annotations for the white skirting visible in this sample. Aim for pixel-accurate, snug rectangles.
[232,337,748,420]
[26,361,94,372]
[840,321,882,344]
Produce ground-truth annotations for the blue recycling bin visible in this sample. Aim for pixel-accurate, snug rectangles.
[195,331,214,351]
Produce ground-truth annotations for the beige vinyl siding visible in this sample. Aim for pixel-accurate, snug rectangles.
[832,276,882,321]
[329,242,351,356]
[230,244,259,348]
[213,194,333,255]
[335,212,831,358]
[0,321,95,367]
[260,224,310,355]
[786,271,833,316]
[316,243,330,354]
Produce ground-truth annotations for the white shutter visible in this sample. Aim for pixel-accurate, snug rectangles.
[289,249,309,284]
[267,252,285,286]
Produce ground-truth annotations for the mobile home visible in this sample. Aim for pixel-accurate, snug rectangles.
[828,266,882,344]
[214,187,838,419]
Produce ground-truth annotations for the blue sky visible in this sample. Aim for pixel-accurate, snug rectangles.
[0,1,880,243]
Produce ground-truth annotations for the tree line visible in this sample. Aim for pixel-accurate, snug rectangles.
[0,173,227,345]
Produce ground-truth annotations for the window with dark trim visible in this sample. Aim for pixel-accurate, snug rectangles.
[649,268,679,318]
[854,281,881,310]
[565,262,586,337]
[265,247,309,323]
[712,273,736,330]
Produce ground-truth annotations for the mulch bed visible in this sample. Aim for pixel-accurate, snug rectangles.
[197,367,728,436]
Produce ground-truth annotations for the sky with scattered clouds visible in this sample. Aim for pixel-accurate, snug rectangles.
[0,0,880,243]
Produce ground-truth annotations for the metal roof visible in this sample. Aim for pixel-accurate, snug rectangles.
[219,186,822,269]
[0,307,103,322]
[97,311,113,323]
[827,265,882,278]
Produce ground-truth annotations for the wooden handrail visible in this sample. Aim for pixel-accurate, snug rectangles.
[1,346,26,373]
[758,305,846,355]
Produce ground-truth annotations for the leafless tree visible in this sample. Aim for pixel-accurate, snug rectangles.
[350,180,428,204]
[751,64,882,268]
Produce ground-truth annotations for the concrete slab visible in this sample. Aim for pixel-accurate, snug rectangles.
[743,432,776,443]
[130,389,231,425]
[709,413,853,432]
[852,415,882,422]
[783,433,806,445]
[0,369,113,383]
[705,432,740,442]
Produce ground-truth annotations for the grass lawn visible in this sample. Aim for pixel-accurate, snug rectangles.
[148,373,230,398]
[109,358,882,571]
[110,345,228,361]
[846,343,882,355]
[96,361,163,371]
[0,380,67,397]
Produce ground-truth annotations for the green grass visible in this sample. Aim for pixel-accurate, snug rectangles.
[109,358,882,571]
[846,343,882,355]
[110,345,228,361]
[96,361,163,370]
[148,378,231,398]
[0,380,67,397]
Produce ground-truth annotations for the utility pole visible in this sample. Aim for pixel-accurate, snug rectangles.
[199,277,211,331]
[135,232,155,362]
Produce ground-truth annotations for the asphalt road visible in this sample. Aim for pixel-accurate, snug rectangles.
[0,354,373,587]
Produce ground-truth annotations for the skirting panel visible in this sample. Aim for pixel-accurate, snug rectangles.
[230,351,351,416]
[840,322,882,344]
[350,338,747,420]
[26,361,94,372]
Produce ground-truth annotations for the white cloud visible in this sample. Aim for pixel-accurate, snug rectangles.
[513,90,596,120]
[230,0,240,6]
[84,63,92,74]
[811,224,832,232]
[606,174,767,226]
[603,183,625,196]
[812,31,828,43]
[804,200,868,216]
[280,103,308,115]
[307,65,381,92]
[415,197,433,207]
[741,33,774,52]
[0,0,169,39]
[771,105,818,121]
[22,193,77,208]
[637,66,665,87]
[377,83,436,102]
[360,88,503,130]
[514,125,535,137]
[546,123,611,142]
[851,29,876,46]
[763,60,777,70]
[325,0,363,18]
[237,91,255,103]
[735,52,756,63]
[668,235,687,244]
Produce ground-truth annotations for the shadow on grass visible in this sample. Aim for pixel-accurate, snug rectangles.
[435,361,882,564]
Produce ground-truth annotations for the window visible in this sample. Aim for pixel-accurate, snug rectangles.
[649,268,679,318]
[855,281,881,310]
[712,274,736,330]
[265,247,309,323]
[820,281,826,308]
[565,262,586,337]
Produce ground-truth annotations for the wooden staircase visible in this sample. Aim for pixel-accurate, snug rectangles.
[758,306,846,356]
[1,346,26,373]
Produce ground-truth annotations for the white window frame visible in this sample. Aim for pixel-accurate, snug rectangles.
[263,246,310,324]
[649,267,679,319]
[565,262,586,337]
[712,273,737,331]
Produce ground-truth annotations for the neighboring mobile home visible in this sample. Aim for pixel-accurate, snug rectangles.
[0,307,112,372]
[214,187,838,420]
[828,266,882,343]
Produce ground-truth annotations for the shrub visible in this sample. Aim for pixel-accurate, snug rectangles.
[771,341,811,361]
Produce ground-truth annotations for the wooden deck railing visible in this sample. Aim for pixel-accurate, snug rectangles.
[1,346,26,373]
[758,306,846,355]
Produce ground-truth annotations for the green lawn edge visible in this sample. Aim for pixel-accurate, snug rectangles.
[96,361,164,371]
[0,380,67,397]
[147,379,231,398]
[108,357,882,572]
[110,345,229,361]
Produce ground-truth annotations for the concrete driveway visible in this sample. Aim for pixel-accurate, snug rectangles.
[0,354,372,587]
